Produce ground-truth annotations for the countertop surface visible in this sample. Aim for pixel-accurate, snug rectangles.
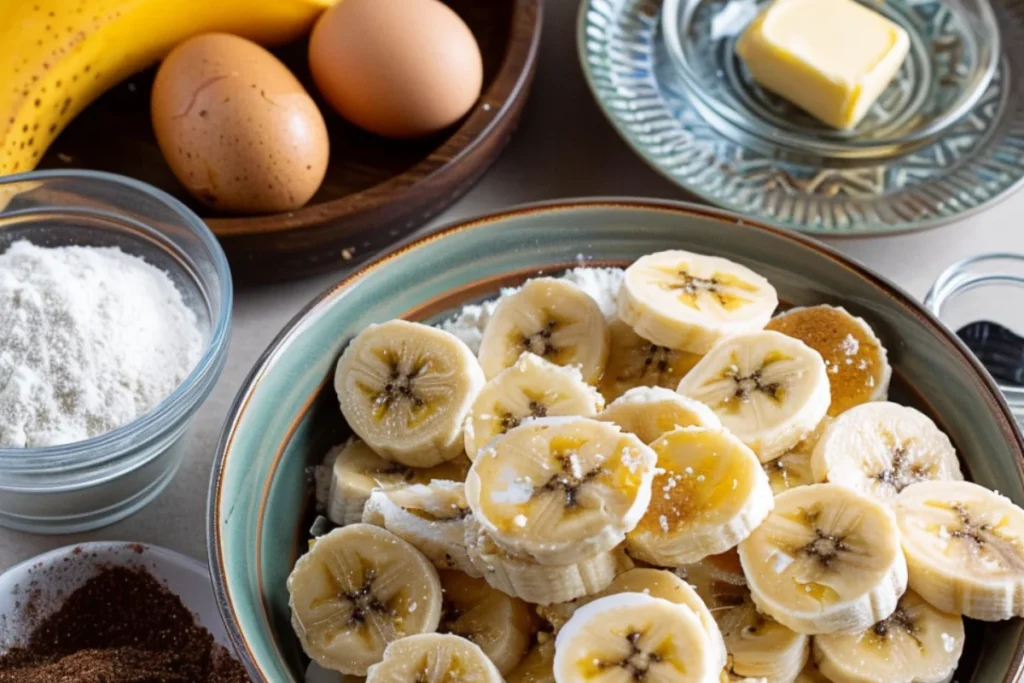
[1,0,1020,569]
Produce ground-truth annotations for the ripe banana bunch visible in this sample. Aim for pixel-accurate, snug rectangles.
[507,631,556,683]
[465,416,657,565]
[677,331,831,461]
[813,590,964,683]
[287,524,443,675]
[599,319,703,401]
[362,480,479,577]
[0,0,332,175]
[464,515,634,605]
[478,278,610,383]
[618,250,778,353]
[811,402,963,502]
[894,480,1024,620]
[553,592,725,683]
[438,570,535,675]
[762,418,830,497]
[326,438,470,525]
[766,305,891,416]
[625,427,774,566]
[597,386,720,444]
[365,633,502,682]
[464,352,605,460]
[335,321,484,467]
[738,484,907,635]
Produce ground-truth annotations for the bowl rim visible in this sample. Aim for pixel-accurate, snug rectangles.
[0,169,234,475]
[207,197,1024,682]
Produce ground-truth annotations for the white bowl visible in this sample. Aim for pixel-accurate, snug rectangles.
[0,542,231,652]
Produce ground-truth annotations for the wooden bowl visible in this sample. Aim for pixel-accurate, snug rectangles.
[36,0,542,283]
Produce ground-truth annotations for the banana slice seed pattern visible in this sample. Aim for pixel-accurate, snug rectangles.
[658,265,759,313]
[871,433,932,494]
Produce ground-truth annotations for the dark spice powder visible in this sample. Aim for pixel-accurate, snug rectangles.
[0,564,251,683]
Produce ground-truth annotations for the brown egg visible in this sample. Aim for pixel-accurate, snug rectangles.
[308,0,483,139]
[152,33,329,214]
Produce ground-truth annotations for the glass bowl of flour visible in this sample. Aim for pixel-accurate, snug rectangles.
[0,170,232,534]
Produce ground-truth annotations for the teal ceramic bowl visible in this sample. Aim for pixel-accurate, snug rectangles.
[208,199,1024,682]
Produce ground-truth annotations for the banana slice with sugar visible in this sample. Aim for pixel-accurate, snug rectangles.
[365,633,502,682]
[439,570,534,675]
[811,402,963,502]
[626,427,774,566]
[464,352,604,461]
[766,305,890,417]
[553,592,722,683]
[812,590,964,683]
[327,438,471,525]
[677,331,830,461]
[466,416,657,565]
[597,386,720,444]
[762,418,830,497]
[465,515,634,605]
[894,479,1024,620]
[684,562,808,683]
[288,524,443,675]
[362,480,479,576]
[738,484,907,635]
[335,320,485,467]
[478,278,610,383]
[599,319,704,401]
[618,250,778,353]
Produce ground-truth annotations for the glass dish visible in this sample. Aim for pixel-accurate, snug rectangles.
[661,0,1001,159]
[0,170,232,534]
[926,253,1024,425]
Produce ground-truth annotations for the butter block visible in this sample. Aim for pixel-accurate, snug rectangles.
[736,0,910,129]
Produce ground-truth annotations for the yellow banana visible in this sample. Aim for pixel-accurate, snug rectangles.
[0,0,332,174]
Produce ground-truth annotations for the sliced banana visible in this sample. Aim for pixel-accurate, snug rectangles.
[464,352,605,460]
[617,249,778,354]
[702,548,748,586]
[465,515,634,605]
[738,484,907,635]
[762,418,830,497]
[335,320,485,467]
[508,631,556,683]
[894,479,1024,620]
[536,567,728,673]
[362,480,479,577]
[288,524,443,675]
[466,416,657,565]
[626,427,774,566]
[677,331,830,462]
[794,663,830,683]
[553,592,721,683]
[812,590,964,683]
[766,305,891,417]
[478,278,610,383]
[327,438,471,526]
[683,562,808,683]
[599,319,704,401]
[811,402,963,502]
[365,633,502,682]
[597,386,721,444]
[439,570,534,675]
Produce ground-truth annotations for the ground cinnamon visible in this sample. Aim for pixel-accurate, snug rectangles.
[0,563,250,682]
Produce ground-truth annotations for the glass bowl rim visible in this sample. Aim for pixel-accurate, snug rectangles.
[660,0,1002,158]
[0,169,233,474]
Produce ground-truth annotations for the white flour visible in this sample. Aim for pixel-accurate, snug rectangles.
[441,267,625,353]
[0,241,204,448]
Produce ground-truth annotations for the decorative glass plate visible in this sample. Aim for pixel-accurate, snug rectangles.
[579,0,1024,234]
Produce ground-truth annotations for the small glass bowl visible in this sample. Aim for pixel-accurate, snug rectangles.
[925,253,1024,424]
[0,170,232,534]
[661,0,1001,159]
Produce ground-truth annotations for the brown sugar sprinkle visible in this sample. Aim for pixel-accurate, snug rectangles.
[0,564,250,683]
[766,305,884,416]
